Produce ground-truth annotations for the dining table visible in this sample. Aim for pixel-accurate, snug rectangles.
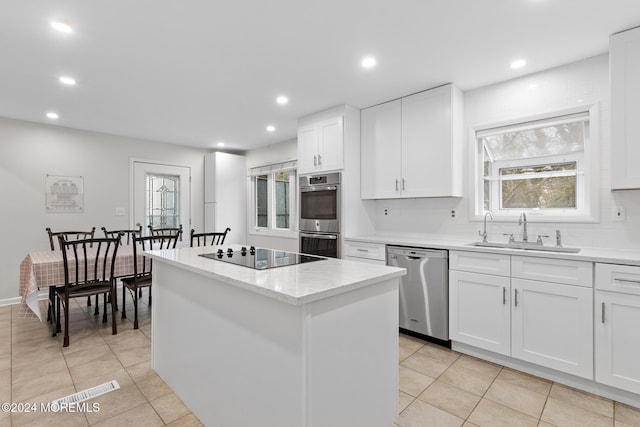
[19,244,141,321]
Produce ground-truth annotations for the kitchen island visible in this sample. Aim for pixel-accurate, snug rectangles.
[145,245,405,427]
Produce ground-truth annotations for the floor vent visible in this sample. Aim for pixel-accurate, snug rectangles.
[51,380,120,407]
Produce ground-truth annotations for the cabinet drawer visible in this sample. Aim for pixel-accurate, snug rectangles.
[343,241,386,261]
[449,251,510,276]
[511,256,592,287]
[596,263,640,295]
[342,255,386,266]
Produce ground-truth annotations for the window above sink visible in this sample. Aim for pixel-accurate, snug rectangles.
[470,104,600,223]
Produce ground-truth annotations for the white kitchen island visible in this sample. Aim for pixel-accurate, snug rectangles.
[145,245,405,427]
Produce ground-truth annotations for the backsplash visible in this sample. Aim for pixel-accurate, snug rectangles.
[374,54,640,250]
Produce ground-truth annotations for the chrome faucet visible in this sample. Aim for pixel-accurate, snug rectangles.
[518,212,528,242]
[479,211,493,242]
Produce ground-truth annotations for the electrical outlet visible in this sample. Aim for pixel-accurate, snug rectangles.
[450,210,456,219]
[384,208,388,216]
[613,206,626,222]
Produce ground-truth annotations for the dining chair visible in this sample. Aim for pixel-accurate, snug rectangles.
[46,227,96,251]
[190,227,231,247]
[121,230,180,329]
[45,227,97,326]
[148,224,183,241]
[101,225,142,245]
[56,234,122,347]
[102,225,143,309]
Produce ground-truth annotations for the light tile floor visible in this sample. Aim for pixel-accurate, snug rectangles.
[1,293,203,426]
[395,334,640,427]
[3,296,640,427]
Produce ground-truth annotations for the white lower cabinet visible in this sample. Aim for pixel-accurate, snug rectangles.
[595,263,640,394]
[511,278,593,379]
[449,270,510,355]
[342,240,386,265]
[450,251,593,379]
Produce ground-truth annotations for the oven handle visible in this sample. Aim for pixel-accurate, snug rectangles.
[300,233,338,240]
[300,186,338,192]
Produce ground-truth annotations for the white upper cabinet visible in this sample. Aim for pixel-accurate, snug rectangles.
[611,26,640,190]
[298,115,344,175]
[361,99,402,199]
[361,83,463,199]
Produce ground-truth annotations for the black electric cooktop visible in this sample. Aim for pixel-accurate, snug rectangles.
[199,246,326,270]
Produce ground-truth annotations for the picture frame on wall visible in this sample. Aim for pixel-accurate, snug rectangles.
[45,174,84,213]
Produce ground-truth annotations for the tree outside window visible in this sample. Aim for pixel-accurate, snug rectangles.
[476,110,595,221]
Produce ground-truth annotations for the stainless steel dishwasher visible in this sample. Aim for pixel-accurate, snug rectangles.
[386,246,449,342]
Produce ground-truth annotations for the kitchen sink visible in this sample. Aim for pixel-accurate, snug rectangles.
[468,241,581,253]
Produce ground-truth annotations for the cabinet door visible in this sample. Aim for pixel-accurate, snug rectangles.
[317,116,344,172]
[611,26,640,189]
[511,278,593,379]
[361,100,402,199]
[596,291,640,394]
[449,270,510,355]
[297,123,319,175]
[401,85,454,198]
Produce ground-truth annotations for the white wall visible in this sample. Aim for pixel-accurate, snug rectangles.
[1,117,208,301]
[245,139,299,252]
[374,54,640,250]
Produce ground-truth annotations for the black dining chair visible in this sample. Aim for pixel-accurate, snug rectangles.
[190,227,231,247]
[101,225,143,309]
[45,227,97,328]
[56,234,122,347]
[148,224,183,241]
[101,225,142,245]
[121,230,180,329]
[46,227,96,251]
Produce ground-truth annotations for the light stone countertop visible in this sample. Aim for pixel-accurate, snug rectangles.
[145,244,406,306]
[345,234,640,266]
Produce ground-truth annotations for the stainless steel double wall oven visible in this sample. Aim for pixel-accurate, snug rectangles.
[299,172,340,258]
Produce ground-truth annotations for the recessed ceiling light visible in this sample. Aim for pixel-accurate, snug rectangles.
[528,83,537,89]
[276,96,288,105]
[266,125,276,132]
[361,56,377,69]
[46,112,59,119]
[59,76,76,85]
[217,141,225,147]
[511,59,527,69]
[51,21,72,33]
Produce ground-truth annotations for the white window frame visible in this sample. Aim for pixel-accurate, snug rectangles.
[469,104,600,223]
[248,160,298,237]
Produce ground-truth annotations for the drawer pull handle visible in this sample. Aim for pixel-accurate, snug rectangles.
[514,289,519,307]
[614,278,640,286]
[502,287,506,305]
[602,302,605,324]
[356,248,369,252]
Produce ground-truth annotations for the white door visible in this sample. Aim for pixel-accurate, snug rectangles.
[511,278,593,379]
[449,270,511,355]
[132,161,191,234]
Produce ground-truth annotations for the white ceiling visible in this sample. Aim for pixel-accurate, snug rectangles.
[1,1,639,151]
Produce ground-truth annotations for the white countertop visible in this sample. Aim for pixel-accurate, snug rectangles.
[345,234,640,266]
[146,245,405,306]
